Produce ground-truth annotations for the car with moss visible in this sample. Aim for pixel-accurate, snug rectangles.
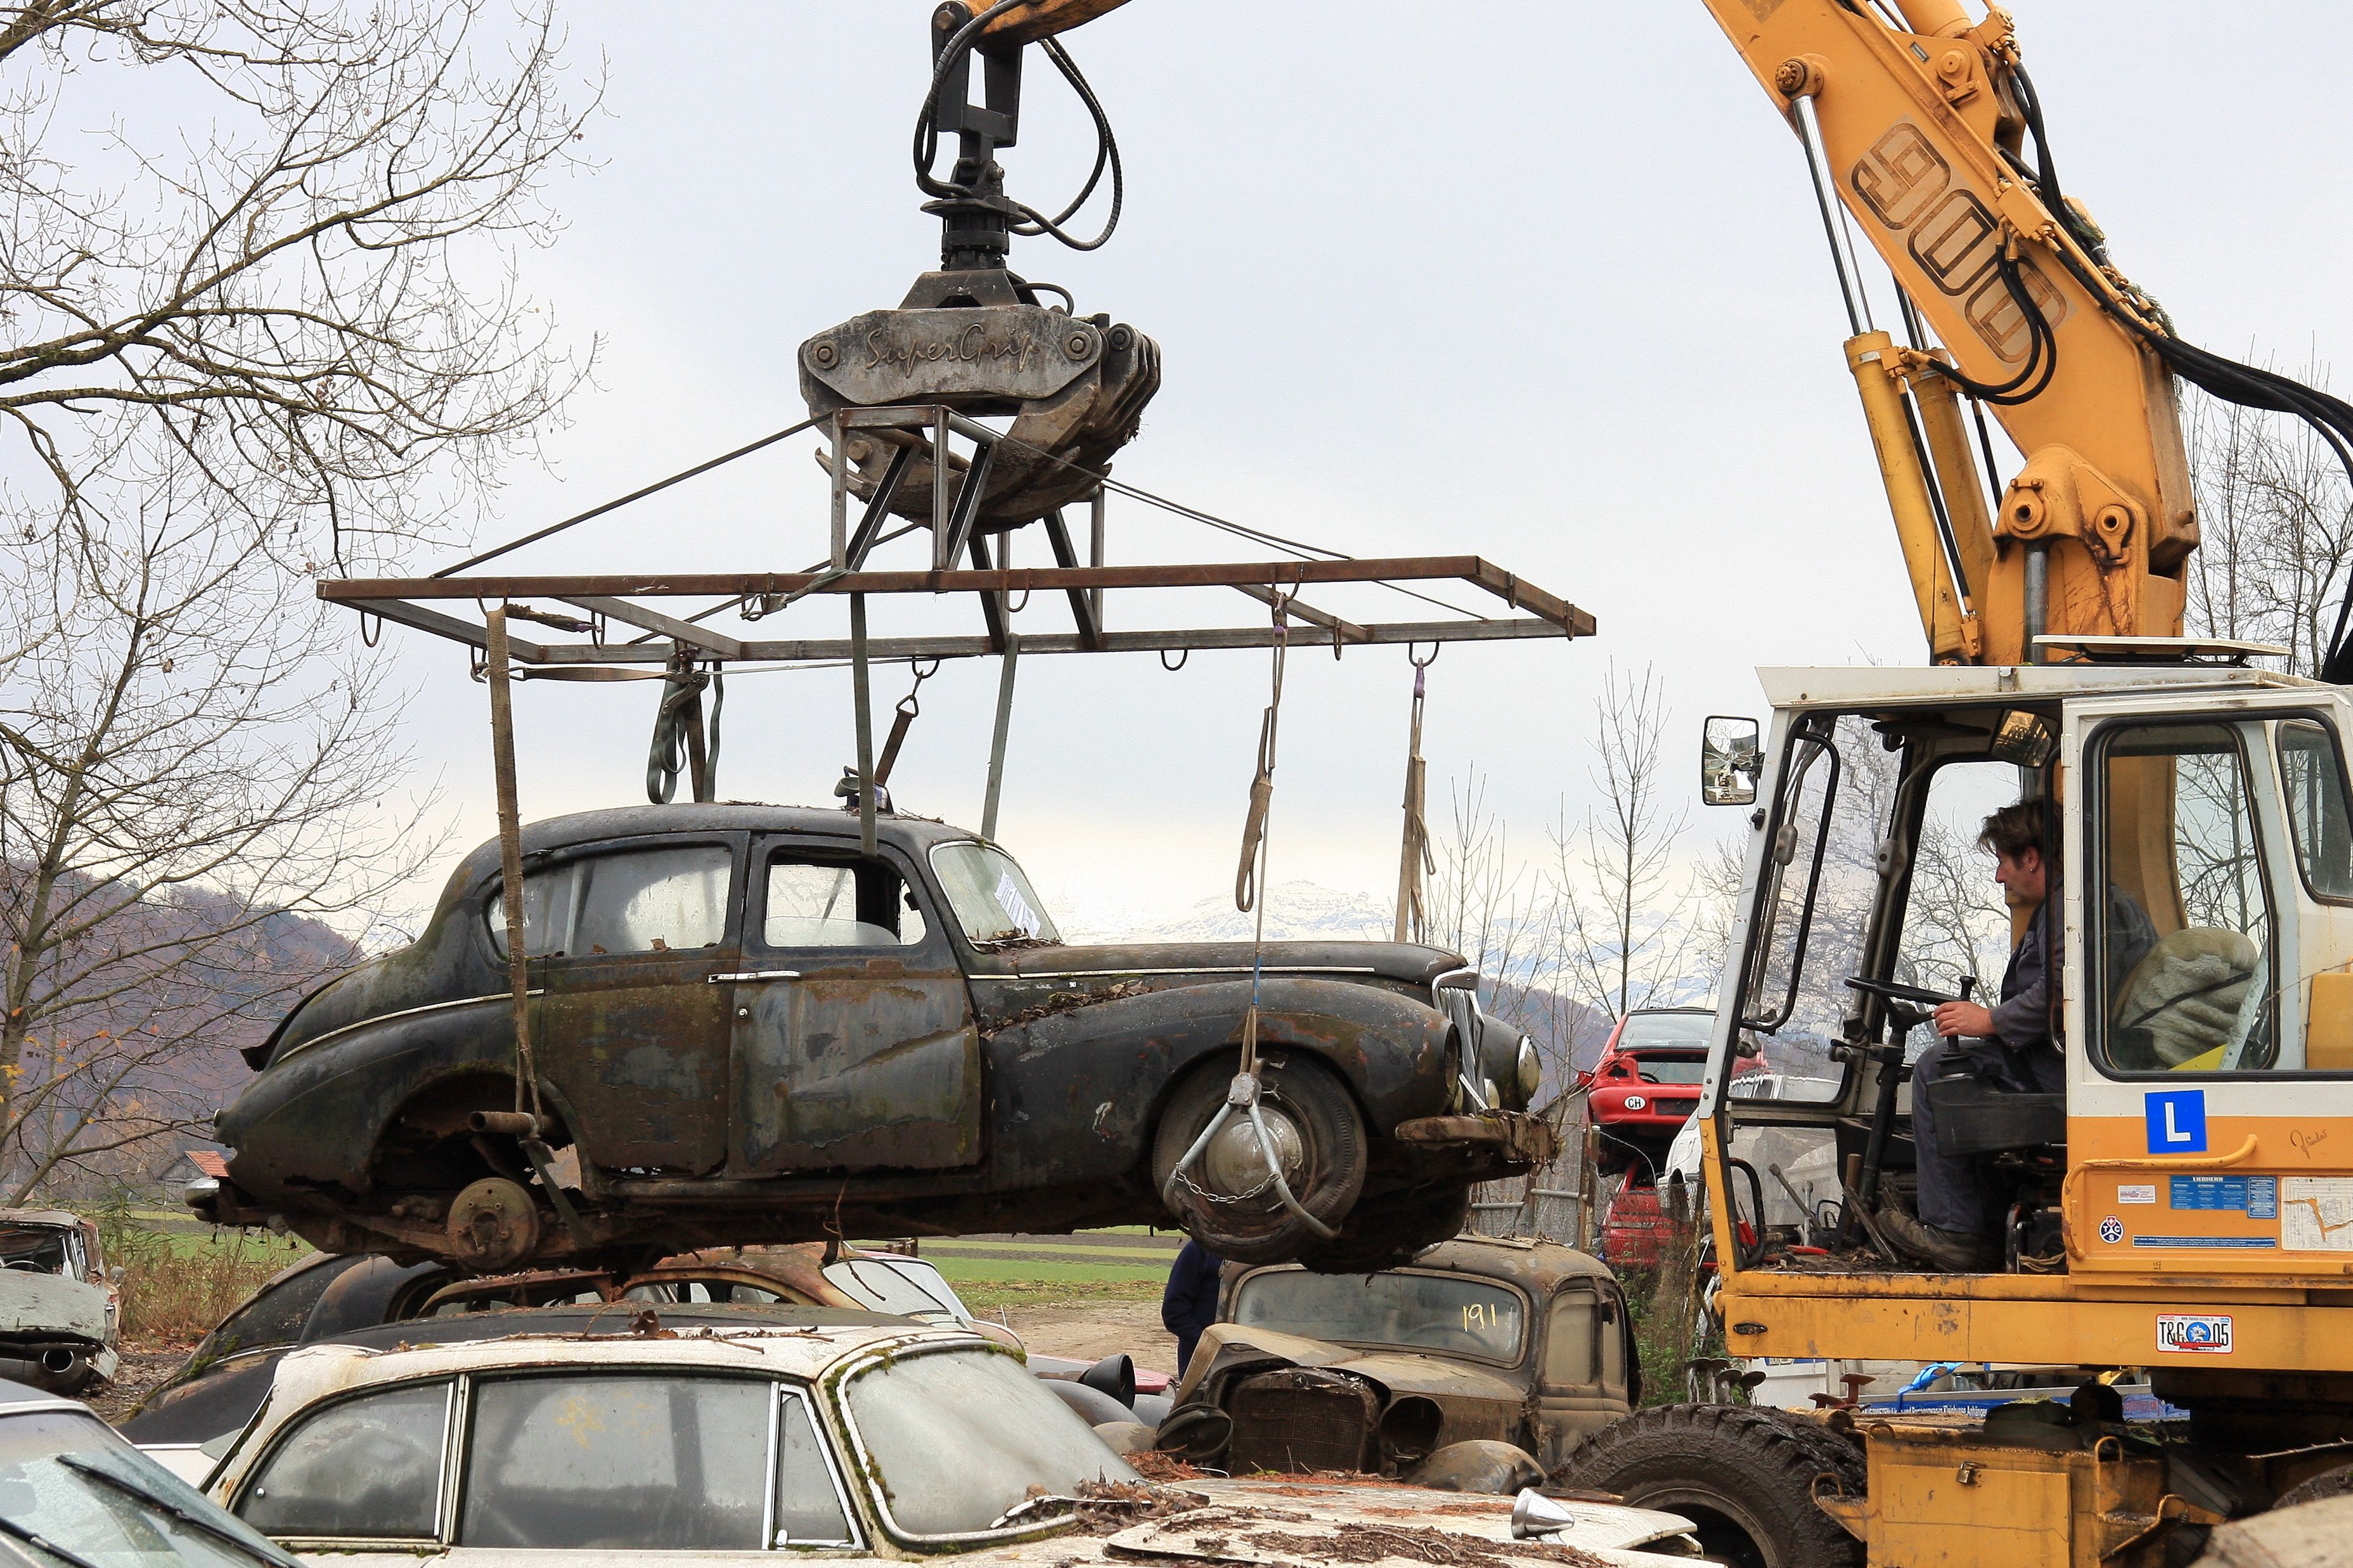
[1163,1236,1638,1478]
[197,1319,1699,1563]
[200,806,1551,1275]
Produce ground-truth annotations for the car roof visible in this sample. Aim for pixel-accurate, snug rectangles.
[1242,1235,1614,1295]
[263,1315,977,1411]
[438,804,993,896]
[0,1211,82,1230]
[0,1376,89,1410]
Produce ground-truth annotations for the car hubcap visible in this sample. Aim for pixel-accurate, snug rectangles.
[1199,1106,1304,1196]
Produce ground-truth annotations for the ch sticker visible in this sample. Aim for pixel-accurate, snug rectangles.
[2146,1089,2208,1154]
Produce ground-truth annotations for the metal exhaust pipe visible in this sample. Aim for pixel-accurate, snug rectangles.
[39,1349,76,1375]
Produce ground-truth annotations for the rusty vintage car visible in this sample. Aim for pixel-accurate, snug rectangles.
[1160,1236,1637,1478]
[0,1209,119,1394]
[200,806,1550,1274]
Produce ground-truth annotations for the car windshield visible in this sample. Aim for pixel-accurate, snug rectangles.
[927,844,1060,945]
[822,1257,970,1323]
[0,1410,288,1568]
[1232,1269,1526,1362]
[1615,1013,1713,1049]
[841,1347,1131,1538]
[1630,1054,1706,1085]
[0,1227,70,1275]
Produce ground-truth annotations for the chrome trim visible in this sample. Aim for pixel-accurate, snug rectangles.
[708,971,801,984]
[272,991,543,1068]
[1431,964,1479,993]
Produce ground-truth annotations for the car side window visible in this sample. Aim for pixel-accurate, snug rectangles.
[239,1380,450,1539]
[459,1374,769,1550]
[491,844,732,958]
[774,1388,856,1548]
[197,1256,365,1361]
[2279,719,2353,902]
[763,853,926,949]
[1542,1290,1595,1385]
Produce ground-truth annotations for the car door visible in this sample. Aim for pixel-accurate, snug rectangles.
[728,835,981,1174]
[508,834,744,1175]
[1531,1280,1632,1470]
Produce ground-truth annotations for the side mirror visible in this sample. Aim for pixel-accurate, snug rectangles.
[1701,716,1761,806]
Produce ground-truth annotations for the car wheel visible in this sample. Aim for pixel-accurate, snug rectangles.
[1552,1404,1864,1568]
[1293,1184,1469,1274]
[1152,1053,1367,1265]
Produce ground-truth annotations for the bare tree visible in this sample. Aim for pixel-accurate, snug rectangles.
[2185,374,2353,676]
[1547,662,1699,1024]
[0,1,590,1198]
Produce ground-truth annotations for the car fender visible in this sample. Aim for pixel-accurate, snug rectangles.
[982,975,1453,1190]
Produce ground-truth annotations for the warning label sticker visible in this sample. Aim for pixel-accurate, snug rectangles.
[2281,1178,2353,1251]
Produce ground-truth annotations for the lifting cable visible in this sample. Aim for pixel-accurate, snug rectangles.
[1393,646,1438,944]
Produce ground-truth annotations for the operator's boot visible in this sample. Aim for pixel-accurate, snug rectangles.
[1879,1208,1995,1271]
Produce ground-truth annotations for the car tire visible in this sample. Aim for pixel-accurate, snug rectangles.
[1152,1053,1367,1265]
[1293,1184,1469,1274]
[1552,1404,1864,1568]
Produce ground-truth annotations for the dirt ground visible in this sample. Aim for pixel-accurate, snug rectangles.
[83,1344,189,1425]
[1005,1301,1178,1377]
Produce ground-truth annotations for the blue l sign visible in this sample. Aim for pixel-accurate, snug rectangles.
[2146,1090,2208,1154]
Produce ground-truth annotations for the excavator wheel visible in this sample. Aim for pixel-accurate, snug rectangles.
[1152,1054,1367,1266]
[1552,1404,1864,1568]
[1294,1184,1470,1275]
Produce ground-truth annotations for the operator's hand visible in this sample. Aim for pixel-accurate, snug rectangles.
[1935,1000,1995,1039]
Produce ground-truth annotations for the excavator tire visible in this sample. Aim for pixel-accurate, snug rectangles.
[1552,1404,1863,1568]
[1294,1184,1470,1275]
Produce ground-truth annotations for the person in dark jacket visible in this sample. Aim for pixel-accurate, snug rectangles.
[1881,799,2153,1271]
[1161,1238,1224,1376]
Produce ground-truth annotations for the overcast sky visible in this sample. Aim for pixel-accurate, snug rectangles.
[371,1,2353,935]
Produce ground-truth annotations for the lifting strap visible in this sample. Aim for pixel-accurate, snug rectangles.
[484,607,541,1124]
[1393,647,1436,944]
[1234,593,1289,916]
[874,659,939,785]
[645,650,722,804]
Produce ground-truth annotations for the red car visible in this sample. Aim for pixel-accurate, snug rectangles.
[1580,1007,1758,1176]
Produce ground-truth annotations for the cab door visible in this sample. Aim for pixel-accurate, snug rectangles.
[2063,688,2353,1282]
[1531,1280,1632,1470]
[728,837,981,1174]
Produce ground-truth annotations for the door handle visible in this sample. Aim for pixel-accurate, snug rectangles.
[709,971,801,984]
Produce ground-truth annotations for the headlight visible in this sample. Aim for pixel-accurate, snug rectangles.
[1514,1036,1541,1106]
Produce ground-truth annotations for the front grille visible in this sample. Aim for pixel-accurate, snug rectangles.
[1226,1366,1380,1474]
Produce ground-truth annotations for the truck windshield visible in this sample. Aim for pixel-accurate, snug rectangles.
[928,844,1061,945]
[1232,1269,1525,1362]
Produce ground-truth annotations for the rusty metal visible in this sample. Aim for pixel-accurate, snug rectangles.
[203,804,1545,1273]
[851,593,877,856]
[980,631,1018,841]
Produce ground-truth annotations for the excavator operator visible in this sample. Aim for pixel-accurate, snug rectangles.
[1883,802,2156,1271]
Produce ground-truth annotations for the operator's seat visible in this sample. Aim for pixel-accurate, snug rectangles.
[2108,928,2259,1072]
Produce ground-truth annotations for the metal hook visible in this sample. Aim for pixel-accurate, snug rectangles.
[359,612,383,648]
[1005,588,1031,614]
[1409,642,1440,669]
[1159,647,1189,672]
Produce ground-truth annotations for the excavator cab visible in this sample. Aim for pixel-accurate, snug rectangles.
[1703,663,2353,1294]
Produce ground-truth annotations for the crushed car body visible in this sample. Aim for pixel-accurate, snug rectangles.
[198,1319,1698,1564]
[1162,1237,1637,1477]
[0,1209,118,1393]
[199,806,1552,1273]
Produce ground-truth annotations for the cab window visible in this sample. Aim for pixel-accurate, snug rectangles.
[762,852,927,949]
[2279,720,2353,902]
[1542,1290,1595,1385]
[2092,721,2276,1074]
[491,844,732,958]
[238,1380,450,1540]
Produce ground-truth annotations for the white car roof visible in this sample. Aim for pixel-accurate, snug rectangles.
[261,1320,972,1413]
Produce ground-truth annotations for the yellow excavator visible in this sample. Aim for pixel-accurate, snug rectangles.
[924,3,2353,1562]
